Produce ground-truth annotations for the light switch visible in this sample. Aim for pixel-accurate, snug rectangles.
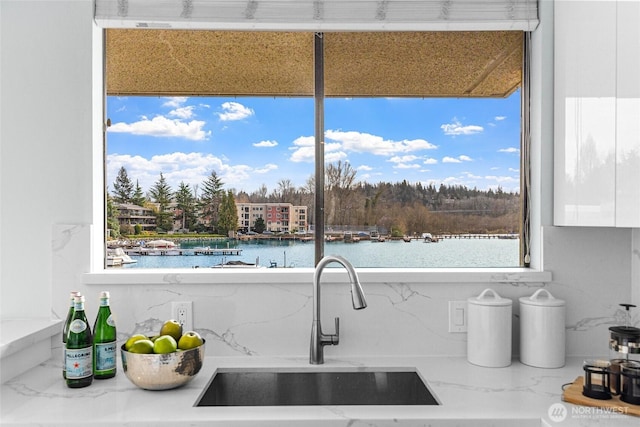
[448,301,467,333]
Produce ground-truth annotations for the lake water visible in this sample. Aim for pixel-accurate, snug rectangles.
[121,237,520,269]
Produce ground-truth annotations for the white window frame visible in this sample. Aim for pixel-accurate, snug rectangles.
[85,24,551,287]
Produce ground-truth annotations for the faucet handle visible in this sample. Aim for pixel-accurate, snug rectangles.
[332,317,340,345]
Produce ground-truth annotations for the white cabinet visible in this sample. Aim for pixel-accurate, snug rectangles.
[554,0,640,227]
[615,0,640,227]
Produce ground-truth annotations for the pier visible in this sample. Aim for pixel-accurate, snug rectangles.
[123,247,242,256]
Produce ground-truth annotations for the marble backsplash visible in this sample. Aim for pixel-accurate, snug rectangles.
[51,224,635,360]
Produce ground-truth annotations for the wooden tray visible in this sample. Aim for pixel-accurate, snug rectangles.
[562,376,640,417]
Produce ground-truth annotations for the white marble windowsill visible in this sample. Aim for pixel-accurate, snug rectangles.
[0,318,62,384]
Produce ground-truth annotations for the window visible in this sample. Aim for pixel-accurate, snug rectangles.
[104,30,528,270]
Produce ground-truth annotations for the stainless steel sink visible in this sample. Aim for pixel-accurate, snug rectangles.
[195,368,439,406]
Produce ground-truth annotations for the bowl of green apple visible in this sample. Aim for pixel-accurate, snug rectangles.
[121,319,205,390]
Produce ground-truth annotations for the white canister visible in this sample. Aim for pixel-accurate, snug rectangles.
[467,288,513,368]
[519,289,566,368]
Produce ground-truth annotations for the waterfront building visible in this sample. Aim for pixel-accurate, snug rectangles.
[236,202,308,233]
[116,203,156,232]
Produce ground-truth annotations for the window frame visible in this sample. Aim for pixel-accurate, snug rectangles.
[86,27,550,286]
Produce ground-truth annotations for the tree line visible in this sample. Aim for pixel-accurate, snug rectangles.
[108,167,238,237]
[108,161,520,238]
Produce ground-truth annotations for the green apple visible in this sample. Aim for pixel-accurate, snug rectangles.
[159,319,183,341]
[124,334,148,351]
[153,335,177,354]
[128,339,154,354]
[178,331,204,350]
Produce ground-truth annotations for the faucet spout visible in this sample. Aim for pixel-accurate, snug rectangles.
[310,255,367,364]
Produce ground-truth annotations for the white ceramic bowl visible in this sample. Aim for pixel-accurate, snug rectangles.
[120,340,205,390]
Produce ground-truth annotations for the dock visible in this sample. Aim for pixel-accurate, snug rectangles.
[122,247,242,256]
[192,247,242,256]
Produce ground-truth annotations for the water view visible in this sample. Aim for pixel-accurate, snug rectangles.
[119,237,520,269]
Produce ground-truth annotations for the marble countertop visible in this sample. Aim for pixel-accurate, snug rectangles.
[1,354,637,426]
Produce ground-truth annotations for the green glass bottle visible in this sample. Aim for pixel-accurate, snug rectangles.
[65,294,93,388]
[93,291,117,379]
[62,291,80,379]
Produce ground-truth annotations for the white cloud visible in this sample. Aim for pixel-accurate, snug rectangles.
[394,163,421,169]
[288,136,315,162]
[217,102,254,121]
[357,165,373,171]
[462,172,482,180]
[253,140,278,148]
[107,151,276,195]
[442,155,472,163]
[389,155,419,163]
[423,158,438,165]
[325,130,437,155]
[495,116,507,121]
[484,175,519,184]
[169,106,195,119]
[441,119,483,136]
[254,163,278,174]
[508,167,519,173]
[108,115,210,141]
[325,151,348,163]
[289,130,437,163]
[162,97,188,108]
[499,147,519,153]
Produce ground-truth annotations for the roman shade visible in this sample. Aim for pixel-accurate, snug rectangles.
[95,0,539,32]
[105,30,524,97]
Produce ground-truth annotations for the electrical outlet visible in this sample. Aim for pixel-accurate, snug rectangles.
[171,301,193,332]
[448,301,467,333]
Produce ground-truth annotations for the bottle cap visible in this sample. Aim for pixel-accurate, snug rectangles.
[74,295,85,303]
[100,291,110,299]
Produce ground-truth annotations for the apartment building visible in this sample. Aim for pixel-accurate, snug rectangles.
[237,202,308,233]
[116,203,156,231]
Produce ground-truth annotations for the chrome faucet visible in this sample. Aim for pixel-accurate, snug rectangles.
[310,255,367,364]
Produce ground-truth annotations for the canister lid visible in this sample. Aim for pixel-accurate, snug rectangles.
[468,288,512,306]
[519,289,565,307]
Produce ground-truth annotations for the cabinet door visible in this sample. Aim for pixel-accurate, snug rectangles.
[616,0,640,227]
[554,0,617,226]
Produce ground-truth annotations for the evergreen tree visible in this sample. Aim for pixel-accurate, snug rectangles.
[198,171,224,232]
[253,217,266,234]
[217,190,238,235]
[131,180,146,207]
[112,166,134,204]
[174,181,197,231]
[148,173,173,232]
[106,193,120,238]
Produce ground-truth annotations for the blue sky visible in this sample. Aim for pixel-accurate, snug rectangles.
[106,92,521,196]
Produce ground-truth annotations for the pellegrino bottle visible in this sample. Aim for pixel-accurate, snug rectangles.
[65,294,93,388]
[62,291,80,379]
[93,291,116,379]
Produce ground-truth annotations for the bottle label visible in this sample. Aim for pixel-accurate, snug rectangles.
[95,341,117,372]
[70,319,87,334]
[66,347,93,379]
[106,314,116,328]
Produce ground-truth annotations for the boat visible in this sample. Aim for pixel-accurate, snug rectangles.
[106,247,137,266]
[211,258,264,269]
[422,233,439,243]
[106,255,122,267]
[145,239,177,248]
[403,236,412,242]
